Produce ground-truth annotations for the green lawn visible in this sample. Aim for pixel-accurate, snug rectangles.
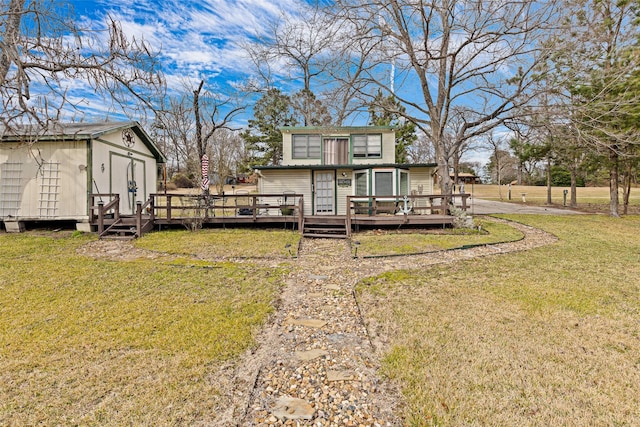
[354,220,523,257]
[3,216,638,425]
[356,215,640,426]
[0,231,289,426]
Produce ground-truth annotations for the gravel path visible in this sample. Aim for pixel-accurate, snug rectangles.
[217,217,558,426]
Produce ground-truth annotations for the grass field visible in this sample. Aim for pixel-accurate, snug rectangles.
[2,212,639,425]
[357,214,640,425]
[0,231,292,425]
[469,184,640,213]
[354,220,523,257]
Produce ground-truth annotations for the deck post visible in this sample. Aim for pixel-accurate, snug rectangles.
[136,201,142,237]
[297,197,304,233]
[150,196,156,222]
[97,201,104,236]
[346,196,352,237]
[113,195,120,221]
[252,195,258,220]
[166,195,172,221]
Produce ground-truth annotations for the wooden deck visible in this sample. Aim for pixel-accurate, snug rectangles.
[90,192,470,239]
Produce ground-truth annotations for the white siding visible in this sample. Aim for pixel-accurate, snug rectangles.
[91,128,159,215]
[0,140,88,220]
[258,169,312,215]
[335,168,354,215]
[409,167,435,195]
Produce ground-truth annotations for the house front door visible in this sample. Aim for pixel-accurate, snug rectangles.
[314,171,334,215]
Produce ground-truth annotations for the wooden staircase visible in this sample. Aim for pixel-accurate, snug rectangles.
[92,194,155,240]
[100,216,139,240]
[302,216,349,239]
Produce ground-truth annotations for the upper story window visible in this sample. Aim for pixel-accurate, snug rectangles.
[352,134,382,158]
[292,134,321,159]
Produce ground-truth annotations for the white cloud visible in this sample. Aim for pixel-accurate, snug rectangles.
[81,0,305,91]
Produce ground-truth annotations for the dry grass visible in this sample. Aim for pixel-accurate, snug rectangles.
[357,215,640,426]
[135,228,301,258]
[470,184,640,213]
[0,232,288,425]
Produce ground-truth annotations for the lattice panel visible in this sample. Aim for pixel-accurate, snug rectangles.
[0,162,23,217]
[38,162,61,218]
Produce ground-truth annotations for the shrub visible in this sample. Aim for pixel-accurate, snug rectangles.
[170,173,195,188]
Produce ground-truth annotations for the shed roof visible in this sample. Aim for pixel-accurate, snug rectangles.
[1,121,166,163]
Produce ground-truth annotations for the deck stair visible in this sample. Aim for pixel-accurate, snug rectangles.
[99,216,140,240]
[302,216,349,239]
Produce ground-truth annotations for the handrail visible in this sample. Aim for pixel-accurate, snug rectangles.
[94,194,120,236]
[346,193,470,223]
[149,193,305,231]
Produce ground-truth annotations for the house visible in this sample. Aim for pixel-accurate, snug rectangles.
[254,126,437,216]
[433,171,481,186]
[0,121,165,232]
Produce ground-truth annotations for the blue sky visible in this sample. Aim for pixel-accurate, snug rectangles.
[68,0,304,122]
[66,0,495,165]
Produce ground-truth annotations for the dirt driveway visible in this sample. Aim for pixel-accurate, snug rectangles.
[468,197,586,215]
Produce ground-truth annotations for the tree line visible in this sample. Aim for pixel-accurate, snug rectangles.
[2,0,639,215]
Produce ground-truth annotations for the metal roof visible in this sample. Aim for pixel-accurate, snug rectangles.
[1,121,166,163]
[254,162,437,170]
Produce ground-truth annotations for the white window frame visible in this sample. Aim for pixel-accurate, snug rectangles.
[292,134,321,159]
[352,168,410,200]
[352,134,382,159]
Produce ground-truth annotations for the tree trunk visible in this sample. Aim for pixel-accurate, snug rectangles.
[622,164,631,215]
[570,169,578,208]
[609,148,620,217]
[193,80,208,196]
[517,161,523,185]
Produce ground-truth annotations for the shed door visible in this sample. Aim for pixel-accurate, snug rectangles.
[111,154,146,214]
[314,172,334,215]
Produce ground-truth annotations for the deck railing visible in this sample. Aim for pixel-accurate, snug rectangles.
[150,192,305,229]
[346,193,470,230]
[90,193,120,236]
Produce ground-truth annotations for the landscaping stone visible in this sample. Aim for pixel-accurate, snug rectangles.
[272,396,315,420]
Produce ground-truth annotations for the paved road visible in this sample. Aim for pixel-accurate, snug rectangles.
[467,197,585,215]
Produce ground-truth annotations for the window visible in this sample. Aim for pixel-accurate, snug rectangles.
[352,134,382,158]
[354,171,368,196]
[399,171,409,195]
[292,134,321,159]
[354,168,410,197]
[323,138,349,165]
[374,171,393,195]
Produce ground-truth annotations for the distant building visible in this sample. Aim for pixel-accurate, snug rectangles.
[433,172,481,186]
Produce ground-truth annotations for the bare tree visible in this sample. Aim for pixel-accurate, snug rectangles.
[1,0,165,131]
[244,3,341,122]
[408,131,435,163]
[209,129,245,194]
[333,0,559,194]
[153,94,196,175]
[192,80,244,195]
[485,133,517,199]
